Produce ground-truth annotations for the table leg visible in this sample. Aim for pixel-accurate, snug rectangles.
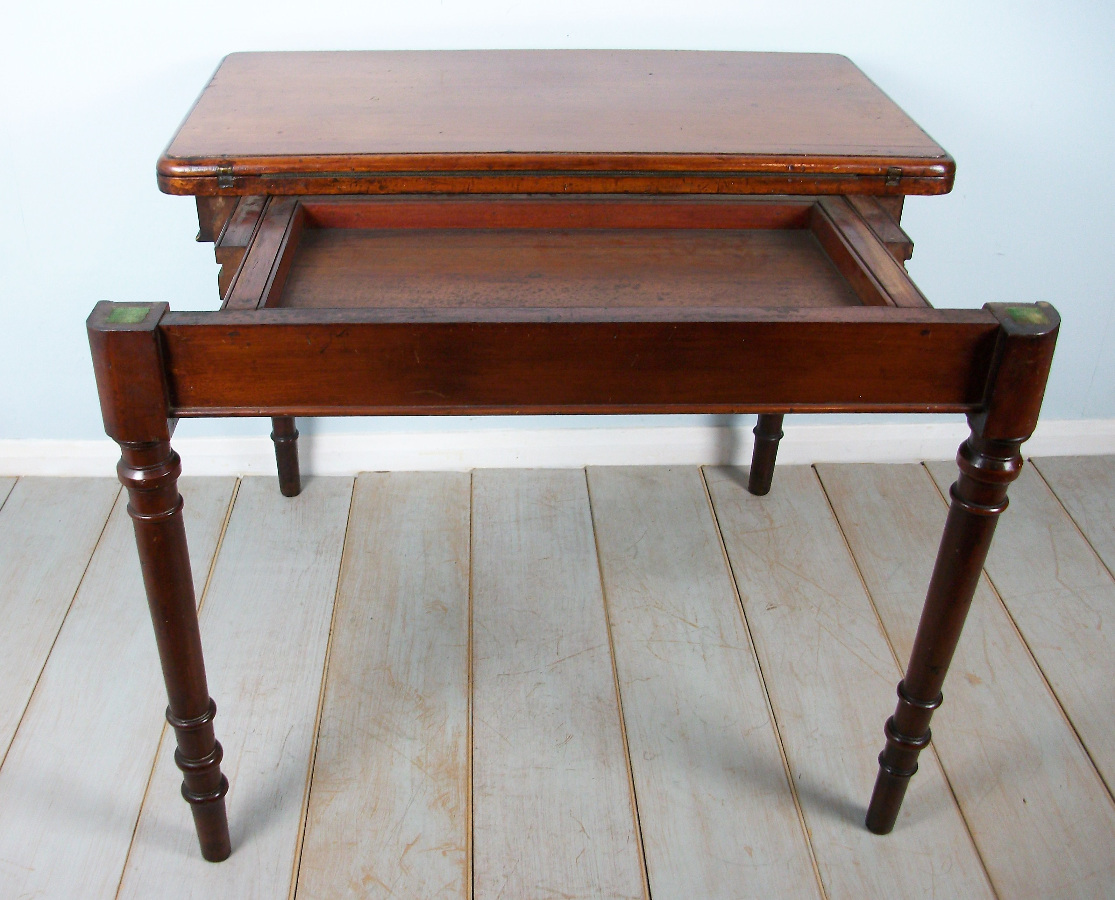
[270,416,302,497]
[865,431,1022,833]
[88,302,232,861]
[119,440,231,860]
[865,302,1058,833]
[748,413,785,495]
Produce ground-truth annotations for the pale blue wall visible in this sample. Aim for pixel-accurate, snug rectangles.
[2,1,1112,440]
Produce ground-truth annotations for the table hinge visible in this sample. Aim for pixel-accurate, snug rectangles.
[216,166,235,189]
[885,166,902,187]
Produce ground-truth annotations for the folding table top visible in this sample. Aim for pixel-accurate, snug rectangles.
[159,51,953,197]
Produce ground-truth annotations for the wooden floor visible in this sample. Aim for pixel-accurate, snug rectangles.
[1,458,1114,899]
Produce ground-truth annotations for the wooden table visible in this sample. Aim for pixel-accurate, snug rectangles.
[87,51,1058,863]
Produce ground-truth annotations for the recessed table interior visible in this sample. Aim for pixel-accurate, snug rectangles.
[87,50,1058,869]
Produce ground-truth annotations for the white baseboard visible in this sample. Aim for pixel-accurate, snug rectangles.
[0,421,1110,479]
[1,418,1112,477]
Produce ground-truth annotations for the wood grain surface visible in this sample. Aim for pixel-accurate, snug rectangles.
[297,473,471,899]
[818,463,1115,898]
[471,469,645,900]
[158,51,952,196]
[588,466,821,899]
[155,308,999,418]
[277,227,863,310]
[706,465,992,899]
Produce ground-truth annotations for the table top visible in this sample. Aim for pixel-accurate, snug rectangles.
[159,51,953,197]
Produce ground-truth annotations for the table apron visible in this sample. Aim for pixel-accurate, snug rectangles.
[158,315,1000,417]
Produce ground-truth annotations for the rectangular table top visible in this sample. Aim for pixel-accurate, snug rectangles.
[159,51,953,197]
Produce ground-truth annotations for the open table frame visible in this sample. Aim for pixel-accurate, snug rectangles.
[86,50,1059,865]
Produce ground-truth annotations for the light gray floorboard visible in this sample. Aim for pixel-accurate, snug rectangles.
[471,469,646,900]
[0,479,235,900]
[1033,456,1115,576]
[0,478,119,763]
[588,466,822,899]
[297,473,471,899]
[0,477,15,508]
[3,464,1109,898]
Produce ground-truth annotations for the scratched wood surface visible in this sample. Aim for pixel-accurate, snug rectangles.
[0,478,235,900]
[817,463,1115,898]
[587,466,822,899]
[706,465,993,898]
[296,472,471,899]
[927,461,1115,798]
[1,462,1113,899]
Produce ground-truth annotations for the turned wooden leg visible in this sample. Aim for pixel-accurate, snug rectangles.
[866,302,1060,834]
[748,414,785,496]
[119,440,231,861]
[270,416,302,497]
[864,305,1060,834]
[865,432,1023,832]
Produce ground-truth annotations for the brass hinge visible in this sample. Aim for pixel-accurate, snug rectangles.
[216,165,235,189]
[885,166,902,187]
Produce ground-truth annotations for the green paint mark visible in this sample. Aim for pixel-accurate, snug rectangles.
[107,306,151,324]
[1005,306,1047,326]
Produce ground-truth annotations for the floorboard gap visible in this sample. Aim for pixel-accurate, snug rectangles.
[289,478,358,900]
[699,466,829,900]
[585,468,654,900]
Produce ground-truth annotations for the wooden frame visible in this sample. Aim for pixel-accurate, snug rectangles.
[87,50,1059,865]
[87,293,1059,862]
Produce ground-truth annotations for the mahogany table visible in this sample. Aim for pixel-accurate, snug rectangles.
[87,51,1058,863]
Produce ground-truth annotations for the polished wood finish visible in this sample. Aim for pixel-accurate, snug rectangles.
[159,51,952,197]
[847,195,914,263]
[866,303,1060,834]
[195,196,237,243]
[223,197,300,310]
[749,414,785,495]
[270,416,301,497]
[87,305,231,862]
[153,307,999,417]
[219,195,928,314]
[213,196,265,296]
[813,197,928,307]
[117,443,230,862]
[280,225,860,311]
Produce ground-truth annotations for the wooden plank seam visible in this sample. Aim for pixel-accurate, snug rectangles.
[583,468,655,900]
[697,465,828,899]
[288,479,359,900]
[0,481,121,774]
